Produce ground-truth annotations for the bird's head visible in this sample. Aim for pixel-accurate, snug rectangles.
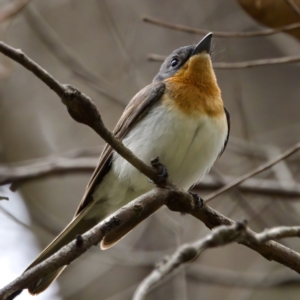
[154,33,215,87]
[154,33,223,117]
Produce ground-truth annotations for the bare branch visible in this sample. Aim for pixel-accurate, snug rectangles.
[214,56,300,69]
[143,16,300,37]
[24,5,125,106]
[251,226,300,243]
[0,157,98,185]
[284,0,300,17]
[1,155,300,197]
[191,204,300,274]
[188,266,300,288]
[148,53,300,69]
[205,141,300,202]
[1,36,300,300]
[2,181,300,299]
[0,41,159,182]
[0,195,8,200]
[0,206,29,229]
[0,186,187,299]
[133,223,300,299]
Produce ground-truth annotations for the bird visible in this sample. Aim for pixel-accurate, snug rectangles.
[24,32,230,295]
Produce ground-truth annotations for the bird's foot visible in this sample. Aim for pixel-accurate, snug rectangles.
[149,157,169,184]
[189,192,204,208]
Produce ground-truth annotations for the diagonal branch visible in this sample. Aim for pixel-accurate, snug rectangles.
[1,39,300,300]
[0,186,190,299]
[24,5,125,106]
[284,0,300,17]
[0,41,159,182]
[133,223,300,300]
[2,185,300,300]
[205,141,300,202]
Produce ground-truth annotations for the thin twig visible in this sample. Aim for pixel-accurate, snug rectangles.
[133,223,300,299]
[188,266,300,288]
[0,41,159,182]
[0,195,9,200]
[0,206,30,229]
[24,5,125,106]
[205,141,300,202]
[143,16,300,37]
[285,0,300,16]
[148,53,300,69]
[214,56,300,69]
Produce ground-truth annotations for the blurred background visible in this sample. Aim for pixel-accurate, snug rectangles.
[1,0,300,299]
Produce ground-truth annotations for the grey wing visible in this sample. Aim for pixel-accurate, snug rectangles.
[75,81,166,216]
[218,107,230,158]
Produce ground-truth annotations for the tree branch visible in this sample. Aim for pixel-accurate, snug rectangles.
[0,41,159,182]
[143,16,300,37]
[133,223,300,300]
[24,5,125,106]
[2,182,300,299]
[205,141,300,202]
[188,266,300,288]
[0,185,191,300]
[148,53,300,69]
[284,0,300,17]
[1,156,300,197]
[1,39,300,300]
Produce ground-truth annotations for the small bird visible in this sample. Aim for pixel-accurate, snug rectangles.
[25,33,230,294]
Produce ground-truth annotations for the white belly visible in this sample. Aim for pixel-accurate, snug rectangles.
[91,104,227,218]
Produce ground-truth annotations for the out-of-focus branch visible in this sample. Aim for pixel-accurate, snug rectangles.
[0,157,98,186]
[133,224,300,300]
[143,16,300,37]
[1,156,300,197]
[0,0,30,23]
[205,141,300,202]
[284,0,300,17]
[148,53,300,69]
[0,195,8,200]
[188,266,300,288]
[0,40,159,182]
[24,5,125,106]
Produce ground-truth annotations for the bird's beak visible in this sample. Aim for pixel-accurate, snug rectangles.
[192,32,212,55]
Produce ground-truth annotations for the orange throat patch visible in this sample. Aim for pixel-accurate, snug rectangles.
[163,53,224,118]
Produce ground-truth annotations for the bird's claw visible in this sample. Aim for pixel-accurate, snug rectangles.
[189,192,204,208]
[149,157,169,184]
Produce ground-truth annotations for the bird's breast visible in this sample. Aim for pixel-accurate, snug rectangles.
[112,97,227,192]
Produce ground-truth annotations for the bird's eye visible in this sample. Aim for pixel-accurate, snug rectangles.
[171,58,179,67]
